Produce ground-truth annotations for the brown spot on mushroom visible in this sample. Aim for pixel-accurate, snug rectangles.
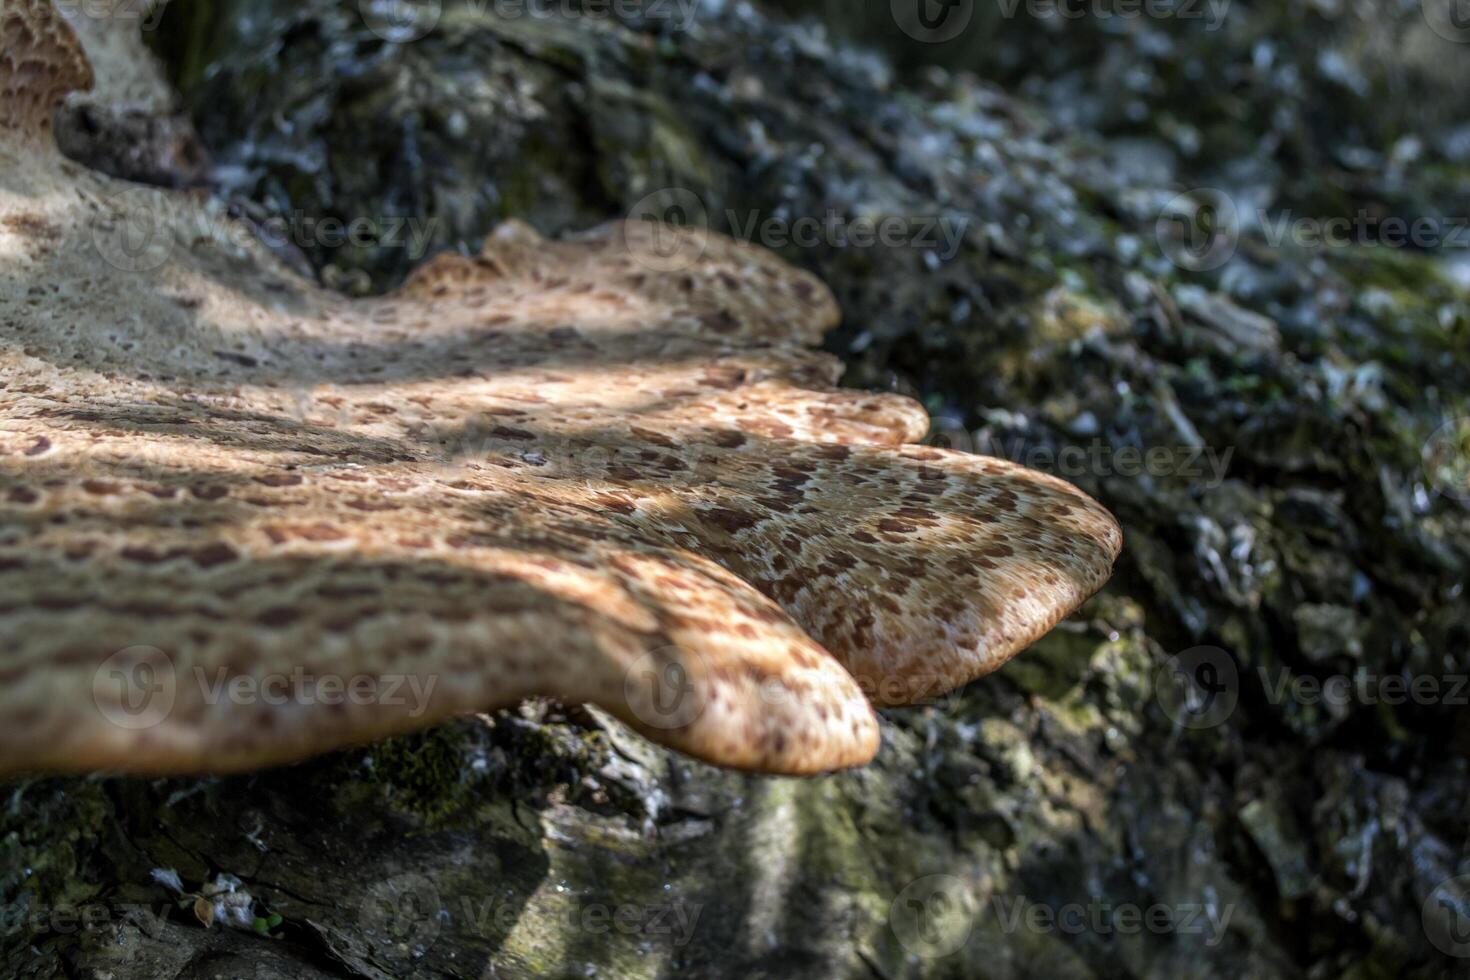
[703,508,760,534]
[708,430,748,449]
[193,543,239,568]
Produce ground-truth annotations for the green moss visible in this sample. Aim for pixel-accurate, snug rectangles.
[1006,627,1107,703]
[0,780,115,961]
[1335,246,1454,302]
[333,724,492,825]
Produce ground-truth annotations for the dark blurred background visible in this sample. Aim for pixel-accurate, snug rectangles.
[773,0,1470,227]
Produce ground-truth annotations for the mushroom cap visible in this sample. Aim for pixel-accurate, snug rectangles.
[1,0,92,138]
[0,0,1120,776]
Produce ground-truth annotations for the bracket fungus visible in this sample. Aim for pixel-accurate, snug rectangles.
[0,0,1120,776]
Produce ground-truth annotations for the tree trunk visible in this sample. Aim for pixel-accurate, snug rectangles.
[3,2,1467,978]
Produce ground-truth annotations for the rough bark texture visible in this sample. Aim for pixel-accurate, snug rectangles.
[3,2,1468,978]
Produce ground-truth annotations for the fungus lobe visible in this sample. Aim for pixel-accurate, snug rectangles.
[0,0,1120,776]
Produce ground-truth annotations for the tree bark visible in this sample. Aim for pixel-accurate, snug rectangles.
[3,2,1467,978]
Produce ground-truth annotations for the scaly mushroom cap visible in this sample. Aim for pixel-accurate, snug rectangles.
[0,0,1121,776]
